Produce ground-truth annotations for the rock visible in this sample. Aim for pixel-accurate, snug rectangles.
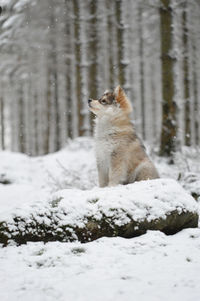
[181,173,200,201]
[0,173,12,185]
[0,179,198,245]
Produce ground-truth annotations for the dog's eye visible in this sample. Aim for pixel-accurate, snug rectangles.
[101,100,106,104]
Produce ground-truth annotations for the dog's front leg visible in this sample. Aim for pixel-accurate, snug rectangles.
[97,163,109,187]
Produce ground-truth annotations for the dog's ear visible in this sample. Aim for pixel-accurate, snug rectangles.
[114,85,132,113]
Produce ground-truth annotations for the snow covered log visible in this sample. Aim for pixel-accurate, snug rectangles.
[0,179,198,245]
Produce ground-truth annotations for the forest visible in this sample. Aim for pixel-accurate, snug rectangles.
[0,1,200,300]
[0,0,200,156]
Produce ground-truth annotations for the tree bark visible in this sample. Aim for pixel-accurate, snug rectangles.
[0,93,5,150]
[182,2,190,146]
[138,5,145,140]
[159,0,177,157]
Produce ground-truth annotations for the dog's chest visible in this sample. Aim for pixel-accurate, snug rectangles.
[95,138,113,165]
[94,120,117,168]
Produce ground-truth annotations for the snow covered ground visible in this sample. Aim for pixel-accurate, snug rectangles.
[1,230,200,301]
[0,138,200,301]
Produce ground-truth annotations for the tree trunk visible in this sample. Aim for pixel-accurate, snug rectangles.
[69,0,79,139]
[138,5,145,140]
[183,2,190,146]
[74,0,82,136]
[48,1,60,152]
[0,92,5,150]
[79,0,90,136]
[18,82,25,153]
[120,0,131,96]
[159,0,177,157]
[96,0,109,94]
[107,0,118,89]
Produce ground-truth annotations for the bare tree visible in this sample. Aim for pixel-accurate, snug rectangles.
[159,0,177,157]
[0,0,200,155]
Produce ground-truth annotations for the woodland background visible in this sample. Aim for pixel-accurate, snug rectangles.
[0,0,200,157]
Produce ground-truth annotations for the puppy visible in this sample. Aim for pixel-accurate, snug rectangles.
[88,85,159,187]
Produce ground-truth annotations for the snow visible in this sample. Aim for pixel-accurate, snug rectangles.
[0,137,200,301]
[54,178,197,223]
[1,230,200,301]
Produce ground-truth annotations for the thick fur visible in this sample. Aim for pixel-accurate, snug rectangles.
[88,86,159,187]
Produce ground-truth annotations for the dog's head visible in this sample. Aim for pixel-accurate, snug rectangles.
[88,86,132,117]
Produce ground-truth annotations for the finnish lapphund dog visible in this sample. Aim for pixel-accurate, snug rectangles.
[88,86,159,187]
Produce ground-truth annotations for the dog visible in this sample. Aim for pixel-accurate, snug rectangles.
[88,85,159,187]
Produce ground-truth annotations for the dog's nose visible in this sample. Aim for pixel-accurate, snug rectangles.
[88,99,92,104]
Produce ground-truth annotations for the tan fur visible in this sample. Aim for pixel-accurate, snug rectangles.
[88,86,159,187]
[114,85,132,113]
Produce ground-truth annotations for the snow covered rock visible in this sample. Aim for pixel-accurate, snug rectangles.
[0,179,198,245]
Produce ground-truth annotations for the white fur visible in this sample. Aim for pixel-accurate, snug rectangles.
[95,116,116,173]
[94,112,127,186]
